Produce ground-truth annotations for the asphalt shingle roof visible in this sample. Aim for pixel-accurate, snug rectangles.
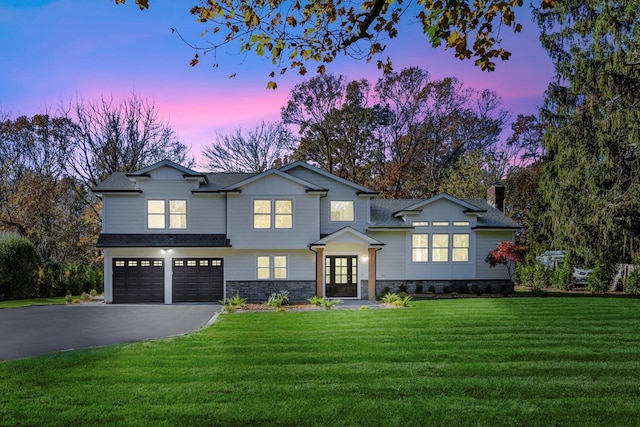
[369,198,520,229]
[93,172,138,192]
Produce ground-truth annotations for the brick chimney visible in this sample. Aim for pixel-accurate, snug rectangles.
[487,184,505,213]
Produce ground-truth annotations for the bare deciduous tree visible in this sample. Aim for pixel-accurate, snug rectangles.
[62,93,194,190]
[202,121,295,173]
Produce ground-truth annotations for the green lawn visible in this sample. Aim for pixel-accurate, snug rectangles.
[0,296,68,309]
[1,297,639,426]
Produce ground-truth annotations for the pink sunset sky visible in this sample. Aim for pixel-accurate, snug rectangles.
[0,0,555,168]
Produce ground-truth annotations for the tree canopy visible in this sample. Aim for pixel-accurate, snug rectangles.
[531,1,640,266]
[281,68,508,198]
[115,0,557,87]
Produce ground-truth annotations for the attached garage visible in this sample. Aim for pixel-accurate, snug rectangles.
[172,258,224,303]
[113,258,165,303]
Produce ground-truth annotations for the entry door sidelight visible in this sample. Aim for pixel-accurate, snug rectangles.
[325,256,358,298]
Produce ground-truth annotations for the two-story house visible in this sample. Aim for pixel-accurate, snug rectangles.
[94,160,519,303]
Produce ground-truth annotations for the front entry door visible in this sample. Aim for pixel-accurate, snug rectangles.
[325,256,358,298]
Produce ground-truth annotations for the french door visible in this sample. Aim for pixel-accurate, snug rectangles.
[325,256,358,298]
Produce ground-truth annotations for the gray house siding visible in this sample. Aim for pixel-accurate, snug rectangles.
[226,174,321,249]
[96,160,519,304]
[284,166,371,234]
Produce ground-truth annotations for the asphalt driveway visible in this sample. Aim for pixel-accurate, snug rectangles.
[0,303,221,361]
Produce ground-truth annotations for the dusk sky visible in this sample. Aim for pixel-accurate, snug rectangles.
[0,0,555,167]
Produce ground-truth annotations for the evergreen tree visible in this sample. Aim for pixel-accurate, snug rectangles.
[532,2,640,265]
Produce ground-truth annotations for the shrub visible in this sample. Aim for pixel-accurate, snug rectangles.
[90,289,98,297]
[64,293,73,304]
[80,292,92,302]
[399,284,408,293]
[415,284,423,294]
[265,291,290,308]
[471,284,483,296]
[623,267,640,295]
[320,298,342,310]
[516,262,551,293]
[381,292,411,307]
[308,295,323,306]
[587,264,611,293]
[428,285,436,294]
[58,263,103,297]
[531,263,552,291]
[552,256,574,290]
[0,233,39,300]
[443,285,451,293]
[484,285,493,294]
[308,296,341,310]
[221,294,247,313]
[36,265,58,298]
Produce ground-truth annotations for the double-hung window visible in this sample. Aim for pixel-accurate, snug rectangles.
[452,234,470,262]
[257,255,287,279]
[412,234,429,262]
[147,199,187,229]
[253,199,293,229]
[432,234,449,262]
[169,200,187,229]
[330,201,354,221]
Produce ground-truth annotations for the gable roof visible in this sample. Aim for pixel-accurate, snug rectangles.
[127,159,200,176]
[224,168,326,192]
[310,226,385,247]
[369,197,520,230]
[393,194,485,217]
[280,161,377,195]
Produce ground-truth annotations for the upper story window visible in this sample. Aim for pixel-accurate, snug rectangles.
[453,221,470,226]
[170,200,187,229]
[413,221,429,227]
[330,200,354,221]
[432,221,450,227]
[147,199,187,229]
[253,199,293,229]
[147,200,165,229]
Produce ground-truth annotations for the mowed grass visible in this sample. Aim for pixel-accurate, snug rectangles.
[1,297,640,426]
[0,296,68,309]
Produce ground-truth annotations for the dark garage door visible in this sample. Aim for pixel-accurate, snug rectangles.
[172,258,224,303]
[113,258,164,303]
